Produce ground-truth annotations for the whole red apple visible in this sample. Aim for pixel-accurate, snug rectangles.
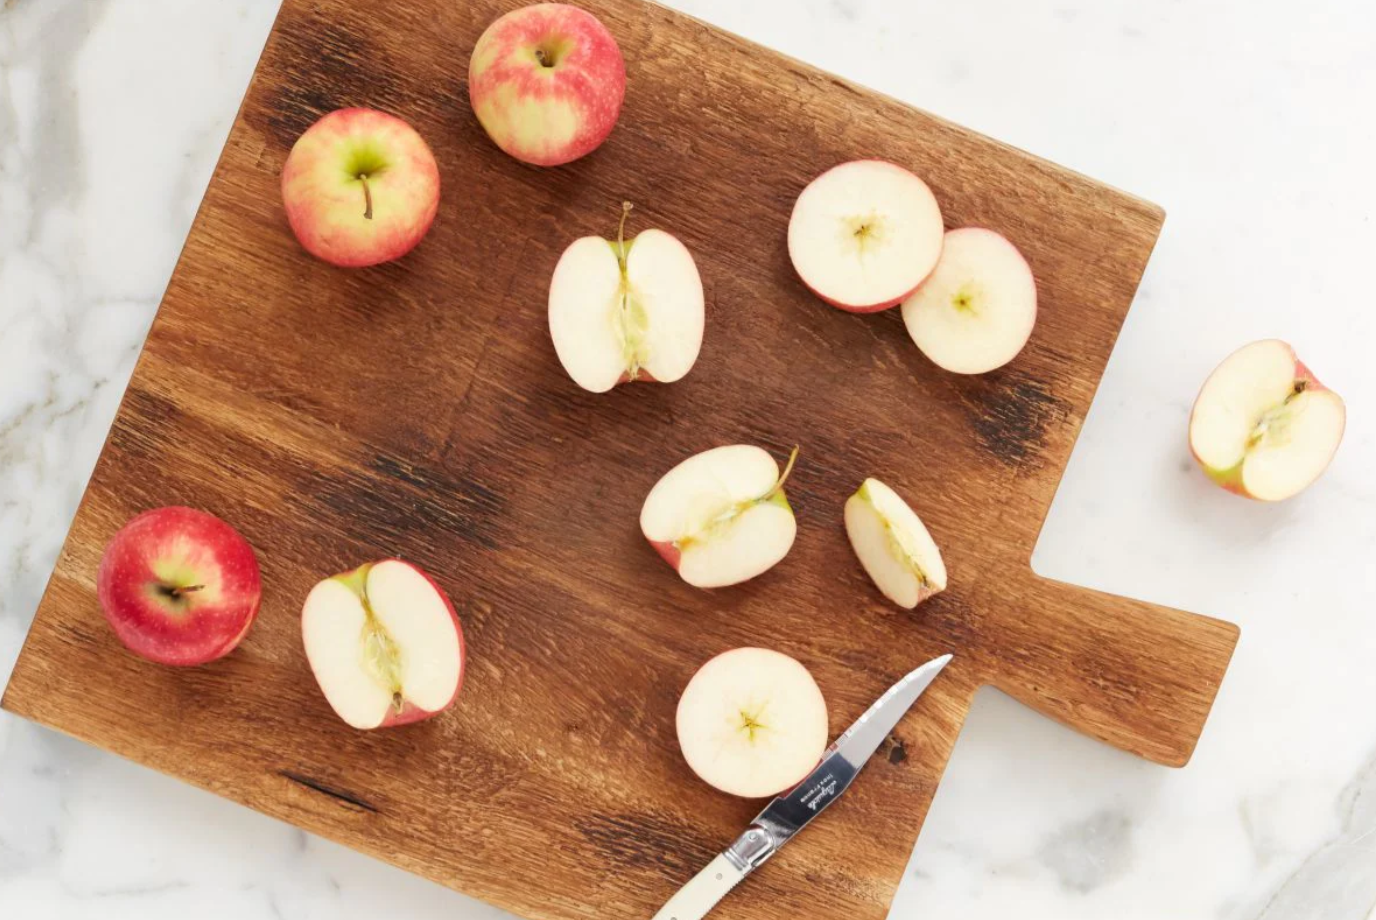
[469,3,626,166]
[280,107,440,267]
[97,507,262,666]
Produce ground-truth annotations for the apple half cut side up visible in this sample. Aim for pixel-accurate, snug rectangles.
[676,648,829,798]
[844,478,947,609]
[787,160,944,312]
[902,227,1037,375]
[1189,339,1346,501]
[549,203,705,393]
[302,560,465,730]
[640,445,799,588]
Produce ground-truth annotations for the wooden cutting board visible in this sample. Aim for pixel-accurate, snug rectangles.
[2,1,1240,917]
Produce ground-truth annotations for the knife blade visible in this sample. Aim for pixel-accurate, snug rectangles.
[651,653,952,920]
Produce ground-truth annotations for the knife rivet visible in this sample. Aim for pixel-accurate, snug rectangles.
[715,872,722,880]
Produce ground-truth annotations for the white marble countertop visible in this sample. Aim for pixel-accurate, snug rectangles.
[2,0,1374,917]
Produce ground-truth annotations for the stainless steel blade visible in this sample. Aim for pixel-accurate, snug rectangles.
[721,653,953,874]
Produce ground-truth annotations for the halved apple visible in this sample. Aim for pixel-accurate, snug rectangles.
[549,202,704,393]
[902,227,1037,374]
[1189,339,1345,501]
[302,559,465,730]
[788,160,944,312]
[844,478,947,609]
[676,647,829,798]
[640,445,798,588]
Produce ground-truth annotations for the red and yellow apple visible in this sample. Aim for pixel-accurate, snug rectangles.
[281,107,440,267]
[96,506,262,666]
[469,3,626,167]
[1189,339,1345,501]
[302,560,465,730]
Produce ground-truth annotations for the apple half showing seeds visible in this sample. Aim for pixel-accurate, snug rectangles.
[302,560,465,730]
[902,227,1037,375]
[1189,339,1345,501]
[97,506,262,666]
[640,445,799,588]
[549,203,705,393]
[845,478,947,609]
[281,107,440,268]
[788,159,944,313]
[677,648,829,798]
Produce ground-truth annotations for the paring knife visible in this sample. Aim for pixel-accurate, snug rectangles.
[651,653,953,920]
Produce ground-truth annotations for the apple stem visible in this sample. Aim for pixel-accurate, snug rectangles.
[617,200,634,263]
[159,583,205,600]
[763,446,800,501]
[359,174,374,220]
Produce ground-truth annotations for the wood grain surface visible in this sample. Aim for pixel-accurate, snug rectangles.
[2,1,1240,918]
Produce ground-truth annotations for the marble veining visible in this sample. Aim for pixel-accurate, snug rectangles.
[3,0,1374,917]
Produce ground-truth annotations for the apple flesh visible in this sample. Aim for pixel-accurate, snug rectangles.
[96,506,262,666]
[844,478,947,609]
[549,203,705,393]
[902,227,1037,374]
[676,647,829,798]
[1189,339,1345,501]
[302,560,465,730]
[281,107,440,268]
[469,3,626,166]
[640,445,799,588]
[788,160,944,312]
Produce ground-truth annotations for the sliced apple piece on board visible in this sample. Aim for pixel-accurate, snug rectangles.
[902,227,1037,374]
[676,647,829,798]
[788,160,944,313]
[302,559,465,730]
[640,445,799,588]
[549,203,705,393]
[845,478,947,609]
[1189,339,1345,501]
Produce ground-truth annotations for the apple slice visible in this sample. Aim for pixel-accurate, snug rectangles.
[640,445,798,588]
[901,227,1036,374]
[549,203,705,393]
[844,478,947,609]
[788,160,944,313]
[676,648,829,798]
[1189,339,1345,501]
[97,506,262,666]
[302,560,465,730]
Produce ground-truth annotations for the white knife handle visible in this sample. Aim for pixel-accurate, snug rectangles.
[651,853,747,920]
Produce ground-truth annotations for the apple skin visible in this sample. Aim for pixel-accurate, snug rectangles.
[96,507,262,666]
[469,3,626,167]
[1189,344,1339,498]
[303,560,466,729]
[281,108,440,268]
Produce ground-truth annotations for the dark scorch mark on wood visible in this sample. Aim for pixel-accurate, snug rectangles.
[887,736,908,765]
[280,770,379,813]
[968,375,1070,468]
[577,813,714,876]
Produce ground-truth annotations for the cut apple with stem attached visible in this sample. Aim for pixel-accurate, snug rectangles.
[302,559,465,730]
[788,160,944,313]
[676,647,829,798]
[1189,339,1345,501]
[844,478,947,609]
[902,227,1037,374]
[549,202,705,393]
[640,444,799,588]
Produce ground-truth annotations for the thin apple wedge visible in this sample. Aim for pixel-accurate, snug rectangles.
[1189,339,1345,500]
[676,647,829,798]
[845,478,947,609]
[640,445,798,588]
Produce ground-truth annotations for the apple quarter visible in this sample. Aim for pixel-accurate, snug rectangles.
[844,478,947,609]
